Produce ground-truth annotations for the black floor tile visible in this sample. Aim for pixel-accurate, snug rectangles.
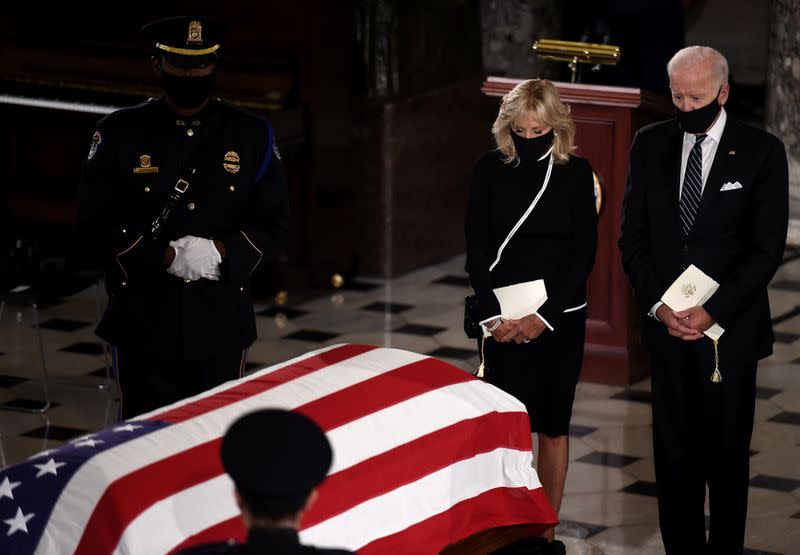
[21,424,83,441]
[433,275,471,287]
[555,519,607,540]
[244,361,267,373]
[610,389,653,404]
[620,480,659,497]
[256,307,309,320]
[749,474,800,492]
[341,280,382,292]
[1,398,60,411]
[86,368,112,378]
[773,331,800,344]
[360,301,414,314]
[771,305,800,326]
[0,375,28,388]
[60,342,106,355]
[768,411,800,425]
[394,323,447,336]
[284,329,340,343]
[38,317,92,332]
[577,451,640,468]
[426,346,477,360]
[568,424,598,438]
[755,386,782,399]
[771,279,800,291]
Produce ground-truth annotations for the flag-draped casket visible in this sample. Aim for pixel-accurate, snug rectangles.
[0,344,556,554]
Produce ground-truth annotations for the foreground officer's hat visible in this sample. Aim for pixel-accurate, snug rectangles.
[221,409,333,503]
[141,16,223,66]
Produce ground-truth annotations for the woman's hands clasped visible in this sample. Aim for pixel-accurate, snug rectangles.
[488,314,548,344]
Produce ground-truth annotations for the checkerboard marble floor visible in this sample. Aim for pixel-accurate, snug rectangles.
[1,251,799,554]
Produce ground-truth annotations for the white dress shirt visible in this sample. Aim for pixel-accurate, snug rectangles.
[651,107,728,321]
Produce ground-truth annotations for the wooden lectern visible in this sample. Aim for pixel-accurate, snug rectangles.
[482,77,673,386]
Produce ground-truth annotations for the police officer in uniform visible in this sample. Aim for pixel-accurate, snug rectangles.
[77,16,289,419]
[175,409,356,554]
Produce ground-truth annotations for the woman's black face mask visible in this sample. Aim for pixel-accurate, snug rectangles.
[510,128,554,162]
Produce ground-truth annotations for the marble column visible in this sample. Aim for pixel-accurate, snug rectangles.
[766,0,800,245]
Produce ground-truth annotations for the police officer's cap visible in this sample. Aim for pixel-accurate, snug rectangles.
[141,16,224,68]
[221,409,333,499]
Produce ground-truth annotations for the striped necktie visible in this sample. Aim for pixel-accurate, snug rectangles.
[679,134,707,236]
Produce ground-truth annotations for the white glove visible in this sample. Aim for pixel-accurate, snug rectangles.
[166,235,222,281]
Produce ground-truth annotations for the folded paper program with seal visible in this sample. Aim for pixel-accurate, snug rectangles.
[661,264,725,382]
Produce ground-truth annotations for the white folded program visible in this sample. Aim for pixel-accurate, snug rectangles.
[493,280,548,321]
[660,264,725,340]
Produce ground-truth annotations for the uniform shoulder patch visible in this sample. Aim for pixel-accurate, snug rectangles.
[273,141,281,160]
[88,131,102,160]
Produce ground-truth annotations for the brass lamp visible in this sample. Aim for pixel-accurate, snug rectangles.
[532,39,621,83]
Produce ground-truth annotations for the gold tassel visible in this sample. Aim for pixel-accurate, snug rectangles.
[474,335,486,378]
[710,338,722,383]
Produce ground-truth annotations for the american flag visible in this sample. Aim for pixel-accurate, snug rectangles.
[0,344,556,554]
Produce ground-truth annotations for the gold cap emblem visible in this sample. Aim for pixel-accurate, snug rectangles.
[681,283,696,298]
[139,155,151,168]
[187,20,203,45]
[223,151,240,174]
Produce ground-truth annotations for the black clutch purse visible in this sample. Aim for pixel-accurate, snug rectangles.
[464,295,482,339]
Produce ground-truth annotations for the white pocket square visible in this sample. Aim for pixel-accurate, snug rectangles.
[720,181,742,191]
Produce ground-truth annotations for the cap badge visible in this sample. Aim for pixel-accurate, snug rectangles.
[223,151,241,174]
[187,20,203,45]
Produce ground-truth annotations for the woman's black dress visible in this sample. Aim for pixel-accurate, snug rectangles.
[465,148,598,436]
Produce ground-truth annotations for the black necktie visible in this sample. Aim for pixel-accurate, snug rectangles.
[679,134,707,236]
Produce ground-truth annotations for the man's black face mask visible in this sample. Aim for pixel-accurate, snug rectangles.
[161,72,216,109]
[676,86,722,134]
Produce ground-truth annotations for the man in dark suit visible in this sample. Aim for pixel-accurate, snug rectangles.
[618,46,788,554]
[175,409,356,554]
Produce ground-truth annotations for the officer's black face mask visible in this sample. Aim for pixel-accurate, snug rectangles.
[675,86,722,134]
[510,128,554,162]
[160,72,216,109]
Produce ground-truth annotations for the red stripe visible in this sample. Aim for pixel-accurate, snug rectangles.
[296,356,475,431]
[150,344,376,423]
[167,518,245,554]
[357,487,557,555]
[302,411,533,527]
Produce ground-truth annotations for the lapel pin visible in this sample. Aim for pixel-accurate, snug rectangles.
[728,150,736,155]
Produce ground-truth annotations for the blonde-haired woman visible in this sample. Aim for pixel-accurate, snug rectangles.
[465,79,597,553]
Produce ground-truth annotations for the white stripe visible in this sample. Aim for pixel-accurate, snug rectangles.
[111,381,529,553]
[301,448,540,551]
[34,347,425,555]
[0,94,120,115]
[113,474,238,555]
[489,154,554,272]
[563,302,587,313]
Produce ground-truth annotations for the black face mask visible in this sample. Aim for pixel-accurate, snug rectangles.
[676,89,722,133]
[510,129,554,162]
[161,72,216,109]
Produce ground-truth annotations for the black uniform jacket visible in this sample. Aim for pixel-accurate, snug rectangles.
[619,118,788,361]
[465,150,598,330]
[77,97,289,359]
[174,526,356,555]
